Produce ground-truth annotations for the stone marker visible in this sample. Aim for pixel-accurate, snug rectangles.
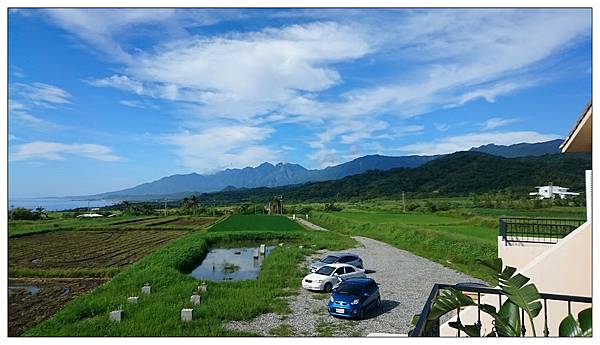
[127,296,139,303]
[110,310,123,322]
[198,282,207,293]
[190,294,201,305]
[141,284,151,294]
[181,308,193,322]
[259,244,266,255]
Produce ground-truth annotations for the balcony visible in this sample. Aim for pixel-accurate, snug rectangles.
[499,217,586,245]
[410,283,592,337]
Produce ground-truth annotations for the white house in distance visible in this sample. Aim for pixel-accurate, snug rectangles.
[529,184,579,199]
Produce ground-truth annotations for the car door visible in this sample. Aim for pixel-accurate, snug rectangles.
[343,266,359,278]
[332,267,345,283]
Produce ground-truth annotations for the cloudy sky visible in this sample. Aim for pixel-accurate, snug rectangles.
[8,8,591,197]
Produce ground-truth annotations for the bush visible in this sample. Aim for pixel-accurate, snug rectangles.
[10,208,42,220]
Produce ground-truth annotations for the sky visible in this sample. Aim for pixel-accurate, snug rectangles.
[7,8,592,198]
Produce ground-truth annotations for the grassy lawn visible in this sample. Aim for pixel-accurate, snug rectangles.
[209,215,303,232]
[25,229,356,336]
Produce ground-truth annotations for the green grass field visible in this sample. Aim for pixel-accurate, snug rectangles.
[209,215,303,232]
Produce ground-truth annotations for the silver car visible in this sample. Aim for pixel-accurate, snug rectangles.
[310,253,364,272]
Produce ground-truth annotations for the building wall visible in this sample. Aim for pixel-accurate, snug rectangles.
[498,237,552,269]
[440,221,592,336]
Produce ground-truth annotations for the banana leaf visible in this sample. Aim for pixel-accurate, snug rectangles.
[480,302,521,337]
[427,287,475,321]
[497,269,541,336]
[559,308,592,337]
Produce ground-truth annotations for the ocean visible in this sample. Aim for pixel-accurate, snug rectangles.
[8,198,117,211]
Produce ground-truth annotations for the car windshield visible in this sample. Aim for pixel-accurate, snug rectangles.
[315,266,335,275]
[336,283,363,295]
[320,255,338,264]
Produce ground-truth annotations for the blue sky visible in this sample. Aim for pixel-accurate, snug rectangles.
[8,8,591,198]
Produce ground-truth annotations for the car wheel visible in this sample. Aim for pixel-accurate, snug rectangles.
[376,296,381,308]
[324,282,333,293]
[357,308,364,320]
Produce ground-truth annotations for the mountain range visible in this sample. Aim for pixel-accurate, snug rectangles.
[85,139,564,200]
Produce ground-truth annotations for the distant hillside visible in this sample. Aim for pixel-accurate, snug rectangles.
[469,139,562,157]
[85,154,436,199]
[190,152,591,204]
[82,139,565,200]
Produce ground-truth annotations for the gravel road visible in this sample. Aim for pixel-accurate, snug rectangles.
[226,235,486,336]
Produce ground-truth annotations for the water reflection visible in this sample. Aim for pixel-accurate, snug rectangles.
[189,246,274,282]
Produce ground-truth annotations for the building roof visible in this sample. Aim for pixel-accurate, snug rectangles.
[560,101,592,153]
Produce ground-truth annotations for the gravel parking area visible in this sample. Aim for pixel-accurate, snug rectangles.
[226,235,486,336]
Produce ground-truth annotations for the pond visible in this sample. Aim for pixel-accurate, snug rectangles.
[189,246,274,282]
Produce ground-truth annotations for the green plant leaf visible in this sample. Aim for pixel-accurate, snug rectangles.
[427,287,475,320]
[578,308,592,336]
[559,308,592,337]
[479,302,521,337]
[559,314,580,337]
[448,321,481,337]
[498,270,541,336]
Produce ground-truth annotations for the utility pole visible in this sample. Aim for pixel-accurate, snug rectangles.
[164,199,167,217]
[213,199,216,217]
[402,191,406,213]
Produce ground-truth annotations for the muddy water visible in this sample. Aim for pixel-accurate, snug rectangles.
[189,246,274,282]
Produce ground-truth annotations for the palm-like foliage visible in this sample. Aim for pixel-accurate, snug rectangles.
[409,258,589,337]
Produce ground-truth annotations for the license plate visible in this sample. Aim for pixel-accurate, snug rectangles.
[335,308,345,314]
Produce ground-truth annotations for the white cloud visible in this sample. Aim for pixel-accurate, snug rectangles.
[481,117,519,130]
[10,141,122,162]
[165,125,278,173]
[11,82,71,108]
[397,131,562,155]
[88,75,144,94]
[119,99,158,109]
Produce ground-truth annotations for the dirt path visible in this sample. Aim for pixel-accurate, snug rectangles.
[294,217,328,231]
[226,235,486,336]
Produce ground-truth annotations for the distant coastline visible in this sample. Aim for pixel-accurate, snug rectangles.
[8,198,117,211]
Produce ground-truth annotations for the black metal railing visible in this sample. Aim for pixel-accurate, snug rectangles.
[499,217,586,245]
[410,283,592,337]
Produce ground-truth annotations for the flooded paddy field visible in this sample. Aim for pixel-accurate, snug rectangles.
[189,245,275,281]
[9,230,187,271]
[8,277,108,336]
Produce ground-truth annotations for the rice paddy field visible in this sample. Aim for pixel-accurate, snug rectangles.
[8,215,218,237]
[209,215,304,232]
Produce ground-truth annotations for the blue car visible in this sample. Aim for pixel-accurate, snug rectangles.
[327,277,381,319]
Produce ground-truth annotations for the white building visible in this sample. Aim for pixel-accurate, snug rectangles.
[529,185,580,199]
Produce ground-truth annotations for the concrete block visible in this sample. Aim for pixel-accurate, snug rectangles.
[141,285,151,294]
[110,310,122,322]
[127,296,139,303]
[181,308,193,322]
[198,283,207,293]
[190,294,201,305]
[260,244,266,255]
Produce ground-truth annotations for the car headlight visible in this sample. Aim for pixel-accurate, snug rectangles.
[315,280,323,283]
[329,296,334,302]
[351,299,360,305]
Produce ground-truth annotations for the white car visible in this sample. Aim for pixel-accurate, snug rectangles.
[302,263,366,292]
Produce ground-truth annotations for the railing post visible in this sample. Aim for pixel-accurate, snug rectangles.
[543,299,549,337]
